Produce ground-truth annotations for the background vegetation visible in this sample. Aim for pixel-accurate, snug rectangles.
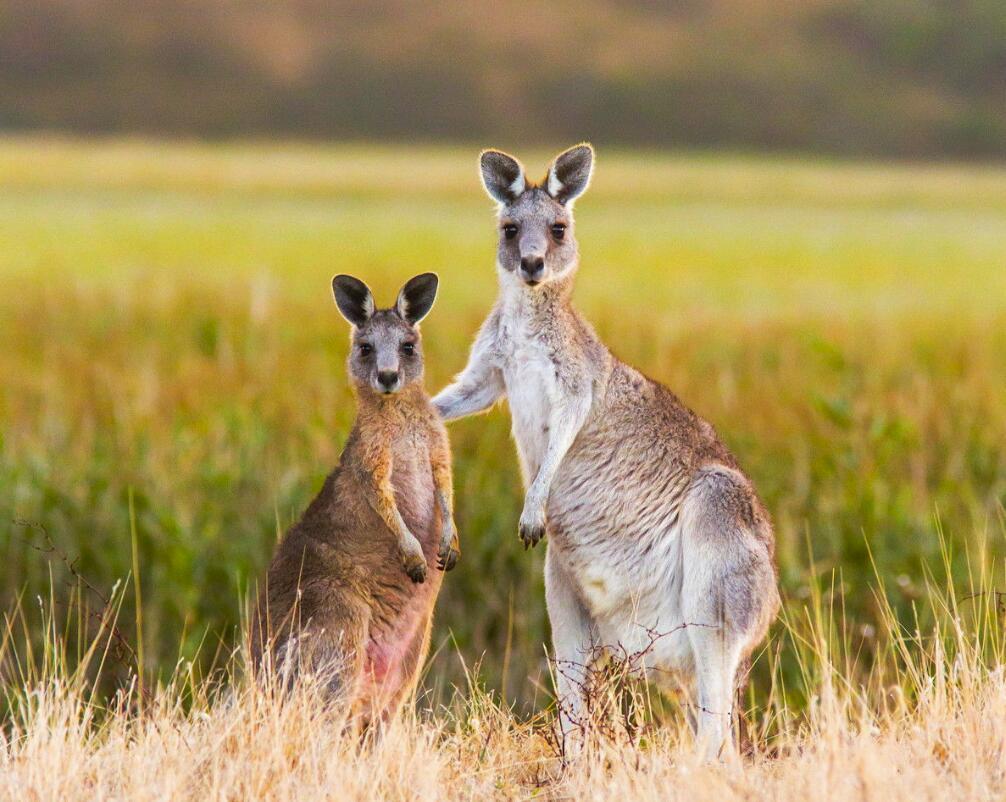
[2,138,1004,711]
[3,0,1005,158]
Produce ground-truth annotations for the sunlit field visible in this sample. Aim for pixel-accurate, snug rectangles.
[2,137,1005,798]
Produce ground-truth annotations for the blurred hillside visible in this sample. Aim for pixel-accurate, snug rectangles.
[2,0,1004,158]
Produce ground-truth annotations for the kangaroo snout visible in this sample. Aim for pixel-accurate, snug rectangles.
[376,369,400,393]
[520,255,545,284]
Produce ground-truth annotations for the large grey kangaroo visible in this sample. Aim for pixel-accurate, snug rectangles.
[433,144,779,759]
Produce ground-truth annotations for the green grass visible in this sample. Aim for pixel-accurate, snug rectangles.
[1,137,1005,709]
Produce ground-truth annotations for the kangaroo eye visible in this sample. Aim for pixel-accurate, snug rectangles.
[401,342,416,356]
[358,343,373,356]
[551,223,566,240]
[503,223,518,240]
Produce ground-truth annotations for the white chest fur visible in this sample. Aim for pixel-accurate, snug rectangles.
[497,306,558,484]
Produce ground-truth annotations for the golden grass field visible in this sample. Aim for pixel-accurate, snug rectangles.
[1,137,1006,799]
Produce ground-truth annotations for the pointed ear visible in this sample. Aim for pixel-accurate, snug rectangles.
[396,272,439,325]
[479,149,526,205]
[331,274,374,327]
[546,143,594,206]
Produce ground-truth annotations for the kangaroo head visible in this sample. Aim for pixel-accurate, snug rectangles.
[331,273,439,397]
[479,143,594,289]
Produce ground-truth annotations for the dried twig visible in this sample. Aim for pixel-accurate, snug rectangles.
[548,620,722,762]
[11,517,142,691]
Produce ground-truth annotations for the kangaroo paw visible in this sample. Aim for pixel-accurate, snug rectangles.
[437,539,460,572]
[518,499,547,549]
[518,519,546,549]
[401,544,428,584]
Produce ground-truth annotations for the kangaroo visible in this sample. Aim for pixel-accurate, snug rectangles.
[253,272,459,724]
[433,145,779,759]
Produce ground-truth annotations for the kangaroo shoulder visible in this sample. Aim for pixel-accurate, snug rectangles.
[479,303,506,345]
[409,395,449,446]
[425,405,450,446]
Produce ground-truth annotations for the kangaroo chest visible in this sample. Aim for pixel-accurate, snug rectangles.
[389,436,437,545]
[497,313,561,483]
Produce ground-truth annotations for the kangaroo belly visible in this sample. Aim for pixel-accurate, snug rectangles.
[361,606,430,703]
[358,548,438,712]
[547,434,695,668]
[391,454,438,549]
[355,453,440,710]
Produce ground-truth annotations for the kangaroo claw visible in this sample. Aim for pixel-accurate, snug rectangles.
[405,561,427,584]
[519,520,546,549]
[437,523,460,572]
[437,546,459,572]
[402,549,428,584]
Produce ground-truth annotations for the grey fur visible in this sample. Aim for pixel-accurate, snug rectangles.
[434,145,780,759]
[396,272,439,324]
[546,143,594,205]
[480,149,526,204]
[334,275,430,396]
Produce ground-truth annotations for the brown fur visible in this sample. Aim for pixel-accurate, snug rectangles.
[252,277,457,725]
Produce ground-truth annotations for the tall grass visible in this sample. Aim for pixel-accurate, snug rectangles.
[1,539,1004,800]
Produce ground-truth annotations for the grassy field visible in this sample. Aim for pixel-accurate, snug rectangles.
[1,137,1006,797]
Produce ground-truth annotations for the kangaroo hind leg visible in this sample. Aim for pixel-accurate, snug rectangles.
[545,546,598,758]
[680,466,777,761]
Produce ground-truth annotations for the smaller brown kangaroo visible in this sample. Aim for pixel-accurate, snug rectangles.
[252,272,459,724]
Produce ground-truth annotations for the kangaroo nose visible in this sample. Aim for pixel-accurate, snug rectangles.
[377,370,399,391]
[520,256,545,281]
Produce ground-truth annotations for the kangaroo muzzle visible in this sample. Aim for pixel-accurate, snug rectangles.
[519,255,545,285]
[376,369,400,394]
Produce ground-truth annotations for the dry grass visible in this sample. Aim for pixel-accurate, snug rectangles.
[2,565,1005,801]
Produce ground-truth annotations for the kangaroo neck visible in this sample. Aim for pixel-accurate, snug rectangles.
[499,272,575,322]
[354,384,427,422]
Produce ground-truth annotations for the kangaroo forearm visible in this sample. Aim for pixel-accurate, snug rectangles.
[430,454,454,512]
[359,458,415,546]
[431,449,460,569]
[428,376,503,418]
[435,312,504,420]
[529,395,591,501]
[516,397,589,549]
[346,445,426,584]
[368,487,413,543]
[433,380,504,420]
[435,489,452,524]
[363,465,428,583]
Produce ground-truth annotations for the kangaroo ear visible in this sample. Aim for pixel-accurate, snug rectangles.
[479,149,526,205]
[546,143,594,206]
[332,274,374,327]
[396,272,439,325]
